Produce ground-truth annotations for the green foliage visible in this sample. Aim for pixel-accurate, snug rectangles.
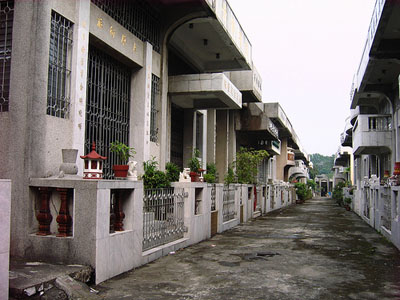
[188,148,201,172]
[307,179,317,191]
[142,158,170,189]
[165,162,180,183]
[234,147,269,184]
[204,163,218,183]
[344,197,352,205]
[332,181,346,205]
[224,167,236,185]
[110,141,136,164]
[310,153,335,178]
[295,182,310,200]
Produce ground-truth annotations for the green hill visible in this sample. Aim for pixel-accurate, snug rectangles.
[309,153,335,179]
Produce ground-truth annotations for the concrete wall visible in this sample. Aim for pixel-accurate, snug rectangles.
[0,180,11,300]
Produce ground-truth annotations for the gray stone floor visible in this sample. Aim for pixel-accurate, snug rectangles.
[95,198,400,300]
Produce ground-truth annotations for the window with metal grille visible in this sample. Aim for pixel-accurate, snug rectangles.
[91,0,161,53]
[46,11,73,118]
[85,47,131,179]
[150,74,159,143]
[0,0,13,112]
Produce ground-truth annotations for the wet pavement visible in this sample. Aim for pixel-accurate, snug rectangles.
[95,198,400,299]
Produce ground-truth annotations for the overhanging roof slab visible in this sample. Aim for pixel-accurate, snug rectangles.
[227,68,262,103]
[169,73,242,109]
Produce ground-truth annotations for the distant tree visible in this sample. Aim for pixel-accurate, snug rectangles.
[310,153,335,178]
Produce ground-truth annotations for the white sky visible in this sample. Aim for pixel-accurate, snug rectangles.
[228,0,376,156]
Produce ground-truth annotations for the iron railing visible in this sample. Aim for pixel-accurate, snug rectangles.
[46,10,73,118]
[223,185,236,222]
[150,74,159,143]
[91,0,161,53]
[210,184,216,211]
[381,187,391,231]
[0,0,13,112]
[85,47,131,179]
[143,188,186,251]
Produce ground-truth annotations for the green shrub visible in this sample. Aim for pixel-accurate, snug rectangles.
[204,163,218,183]
[165,162,180,183]
[224,167,236,185]
[295,182,309,200]
[188,148,201,172]
[142,158,170,189]
[234,147,269,184]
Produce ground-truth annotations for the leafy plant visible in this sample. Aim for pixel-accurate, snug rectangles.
[110,141,136,165]
[307,179,316,191]
[295,182,309,200]
[188,148,201,173]
[224,167,236,185]
[165,162,180,183]
[142,157,170,189]
[344,197,352,205]
[204,163,218,183]
[332,181,346,206]
[234,147,269,184]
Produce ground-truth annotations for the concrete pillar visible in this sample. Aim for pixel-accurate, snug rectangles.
[71,0,90,175]
[207,109,217,164]
[131,42,153,174]
[216,110,229,182]
[0,180,11,300]
[276,138,288,181]
[228,110,236,167]
[183,110,194,168]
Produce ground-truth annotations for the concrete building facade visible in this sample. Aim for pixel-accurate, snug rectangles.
[0,0,310,285]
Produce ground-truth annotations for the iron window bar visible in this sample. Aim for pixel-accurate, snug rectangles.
[0,0,13,112]
[46,10,73,119]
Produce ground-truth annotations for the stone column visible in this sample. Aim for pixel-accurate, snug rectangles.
[131,42,153,174]
[0,180,11,300]
[207,109,217,164]
[71,0,90,175]
[216,110,229,182]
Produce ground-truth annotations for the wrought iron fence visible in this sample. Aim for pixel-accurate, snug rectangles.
[381,187,391,231]
[223,185,236,222]
[143,188,186,251]
[210,184,216,211]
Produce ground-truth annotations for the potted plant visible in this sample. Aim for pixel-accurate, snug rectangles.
[188,148,201,182]
[344,197,352,211]
[110,141,136,178]
[142,158,170,189]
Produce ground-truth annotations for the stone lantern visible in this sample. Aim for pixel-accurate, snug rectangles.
[80,142,107,179]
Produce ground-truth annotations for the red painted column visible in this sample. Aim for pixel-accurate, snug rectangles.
[56,188,72,237]
[36,187,52,236]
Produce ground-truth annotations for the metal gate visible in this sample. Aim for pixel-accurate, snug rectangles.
[85,47,131,179]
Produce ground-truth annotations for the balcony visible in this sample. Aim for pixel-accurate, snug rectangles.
[287,148,295,166]
[168,0,252,73]
[169,73,241,109]
[350,0,400,107]
[227,66,262,103]
[289,160,308,179]
[352,114,392,155]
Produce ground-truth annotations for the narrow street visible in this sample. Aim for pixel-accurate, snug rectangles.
[96,198,400,300]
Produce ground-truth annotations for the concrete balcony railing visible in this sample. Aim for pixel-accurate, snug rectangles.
[169,73,242,109]
[351,0,385,94]
[352,114,392,155]
[227,67,262,103]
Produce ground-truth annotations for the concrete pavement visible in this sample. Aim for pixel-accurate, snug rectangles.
[95,198,400,299]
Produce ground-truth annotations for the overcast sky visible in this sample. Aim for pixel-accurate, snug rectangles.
[228,0,376,156]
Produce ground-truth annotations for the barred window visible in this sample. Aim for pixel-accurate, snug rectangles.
[46,11,73,118]
[0,0,13,112]
[91,0,161,53]
[150,74,159,143]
